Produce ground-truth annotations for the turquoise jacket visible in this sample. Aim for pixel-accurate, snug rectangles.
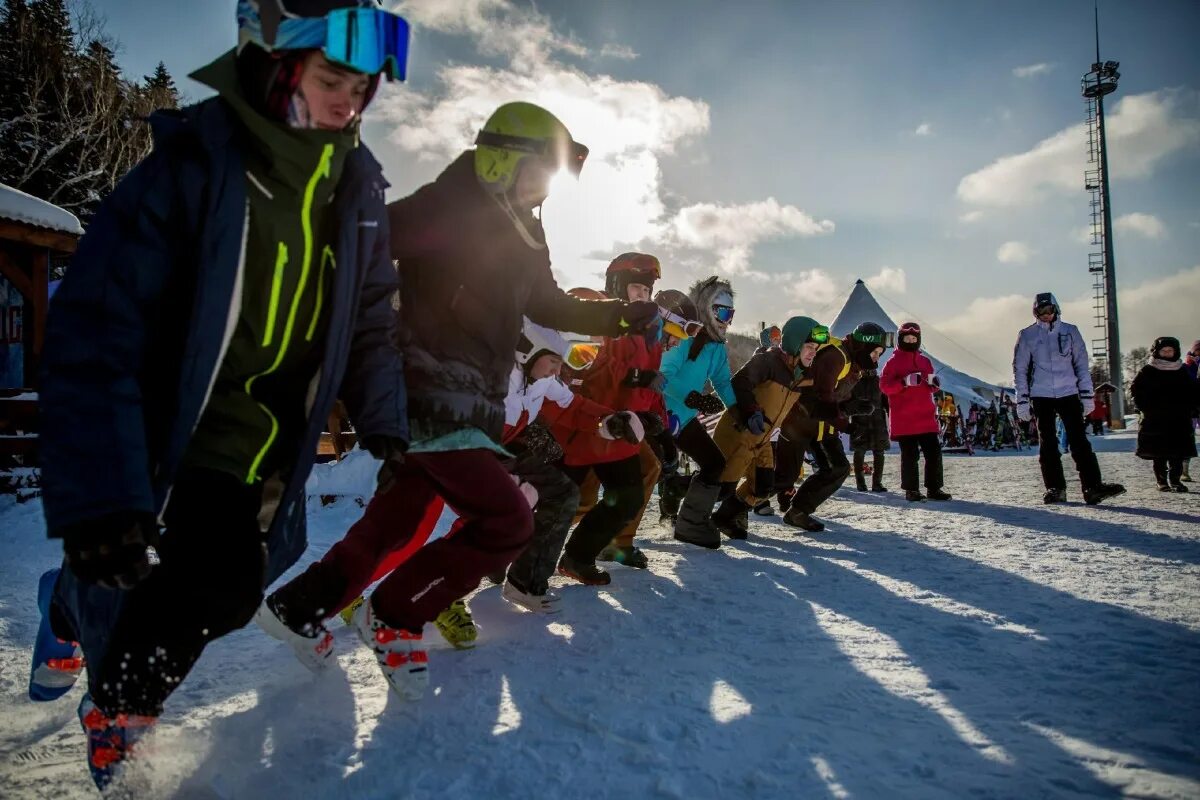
[660,336,737,430]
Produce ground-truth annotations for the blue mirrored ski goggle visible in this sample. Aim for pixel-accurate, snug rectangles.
[711,304,735,324]
[239,3,410,81]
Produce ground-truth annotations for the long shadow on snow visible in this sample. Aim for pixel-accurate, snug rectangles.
[337,555,983,800]
[937,497,1200,565]
[738,520,1200,792]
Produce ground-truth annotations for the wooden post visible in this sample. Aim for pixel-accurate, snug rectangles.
[27,248,48,387]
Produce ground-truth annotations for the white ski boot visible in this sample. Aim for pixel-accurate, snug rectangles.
[254,597,334,673]
[502,581,562,614]
[351,597,429,702]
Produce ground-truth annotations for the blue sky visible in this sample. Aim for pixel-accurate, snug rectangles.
[97,0,1200,383]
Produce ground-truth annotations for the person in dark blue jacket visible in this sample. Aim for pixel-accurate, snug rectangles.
[28,1,411,788]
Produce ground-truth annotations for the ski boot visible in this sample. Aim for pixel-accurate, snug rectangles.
[78,693,157,791]
[433,599,478,649]
[871,483,888,493]
[1042,488,1067,504]
[254,595,335,673]
[502,579,562,614]
[340,595,366,627]
[712,495,750,540]
[1157,482,1172,493]
[1083,483,1125,505]
[752,499,774,516]
[599,544,650,569]
[855,477,869,492]
[783,508,825,532]
[352,598,429,702]
[29,568,85,702]
[1171,483,1189,493]
[906,490,927,502]
[776,489,796,514]
[926,488,952,501]
[557,553,612,586]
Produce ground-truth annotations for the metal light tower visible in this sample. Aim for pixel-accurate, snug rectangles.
[1081,7,1125,428]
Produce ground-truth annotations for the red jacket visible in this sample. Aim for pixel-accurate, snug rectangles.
[879,349,940,439]
[554,333,665,466]
[1086,398,1108,421]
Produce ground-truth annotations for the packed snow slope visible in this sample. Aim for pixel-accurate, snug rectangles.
[1,431,1198,799]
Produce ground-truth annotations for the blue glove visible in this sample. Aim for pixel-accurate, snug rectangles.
[746,409,768,435]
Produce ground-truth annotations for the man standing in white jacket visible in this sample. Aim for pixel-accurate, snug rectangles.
[1013,292,1126,505]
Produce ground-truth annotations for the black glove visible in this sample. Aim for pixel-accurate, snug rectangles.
[602,411,644,444]
[616,301,659,335]
[841,398,875,416]
[363,435,407,463]
[624,368,666,392]
[637,411,666,437]
[61,511,161,590]
[684,390,725,416]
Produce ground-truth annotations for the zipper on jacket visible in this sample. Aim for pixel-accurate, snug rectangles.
[305,245,334,341]
[263,242,287,347]
[245,143,335,484]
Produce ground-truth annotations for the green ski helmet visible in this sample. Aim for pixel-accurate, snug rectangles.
[781,316,828,355]
[474,102,589,194]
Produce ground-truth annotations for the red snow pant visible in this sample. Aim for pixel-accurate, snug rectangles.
[271,450,532,632]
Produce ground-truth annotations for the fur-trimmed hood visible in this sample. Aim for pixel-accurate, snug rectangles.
[689,276,735,342]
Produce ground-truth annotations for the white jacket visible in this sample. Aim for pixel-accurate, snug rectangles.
[1012,319,1093,402]
[504,366,576,429]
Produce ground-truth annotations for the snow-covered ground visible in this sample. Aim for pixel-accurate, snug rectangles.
[1,430,1198,799]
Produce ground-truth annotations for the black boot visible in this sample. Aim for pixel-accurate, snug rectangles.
[673,478,722,549]
[658,473,690,523]
[1084,483,1125,505]
[926,488,952,501]
[776,489,795,514]
[783,507,825,532]
[713,495,750,540]
[906,490,926,502]
[1043,488,1067,504]
[871,452,887,492]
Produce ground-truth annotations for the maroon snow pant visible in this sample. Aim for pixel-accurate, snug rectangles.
[271,449,532,633]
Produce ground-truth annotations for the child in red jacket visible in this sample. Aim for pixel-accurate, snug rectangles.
[879,322,952,502]
[553,254,667,584]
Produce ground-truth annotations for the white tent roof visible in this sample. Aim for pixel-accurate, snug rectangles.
[830,279,1003,408]
[0,182,83,236]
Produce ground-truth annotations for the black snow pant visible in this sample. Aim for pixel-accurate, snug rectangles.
[1153,458,1184,486]
[1033,395,1102,491]
[676,417,726,483]
[74,468,266,717]
[504,453,581,596]
[562,455,645,566]
[773,436,806,497]
[790,434,851,515]
[896,433,944,491]
[854,449,886,489]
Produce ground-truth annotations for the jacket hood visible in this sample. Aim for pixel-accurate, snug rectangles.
[690,276,735,342]
[759,325,781,349]
[1032,291,1061,322]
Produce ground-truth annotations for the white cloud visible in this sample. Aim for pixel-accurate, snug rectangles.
[915,122,933,136]
[1073,225,1096,245]
[1114,212,1166,239]
[1012,63,1054,78]
[959,210,984,223]
[957,89,1200,207]
[599,42,638,60]
[865,266,907,295]
[660,198,834,277]
[935,266,1200,384]
[785,269,840,312]
[997,241,1032,264]
[378,0,831,290]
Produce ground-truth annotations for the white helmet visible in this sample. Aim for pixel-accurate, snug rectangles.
[516,318,569,367]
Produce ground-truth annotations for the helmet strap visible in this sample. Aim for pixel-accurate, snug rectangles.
[491,191,547,251]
